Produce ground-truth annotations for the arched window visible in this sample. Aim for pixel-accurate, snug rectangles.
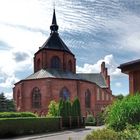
[51,56,61,69]
[106,93,109,101]
[85,89,91,108]
[96,88,100,101]
[102,91,105,101]
[68,60,72,71]
[32,87,41,108]
[60,87,70,100]
[37,58,41,70]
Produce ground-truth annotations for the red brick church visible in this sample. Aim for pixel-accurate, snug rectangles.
[13,10,114,116]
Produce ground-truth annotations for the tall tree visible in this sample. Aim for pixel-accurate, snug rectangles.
[0,93,7,112]
[72,97,81,117]
[0,93,15,112]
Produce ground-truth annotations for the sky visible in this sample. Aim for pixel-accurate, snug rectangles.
[0,0,140,99]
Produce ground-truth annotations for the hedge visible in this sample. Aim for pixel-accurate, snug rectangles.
[0,117,60,137]
[0,112,37,118]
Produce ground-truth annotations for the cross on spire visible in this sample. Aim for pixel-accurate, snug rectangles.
[50,9,59,33]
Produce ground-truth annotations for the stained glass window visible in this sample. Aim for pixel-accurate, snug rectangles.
[60,87,70,100]
[32,87,41,108]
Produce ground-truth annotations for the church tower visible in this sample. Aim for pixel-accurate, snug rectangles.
[13,9,113,116]
[34,9,76,73]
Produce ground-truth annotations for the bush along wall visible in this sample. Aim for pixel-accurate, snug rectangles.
[0,117,61,138]
[0,112,37,118]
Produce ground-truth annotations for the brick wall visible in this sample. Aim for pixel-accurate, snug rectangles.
[14,78,114,116]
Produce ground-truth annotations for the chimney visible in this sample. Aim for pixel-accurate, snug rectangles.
[101,62,105,74]
[104,68,108,78]
[100,62,111,90]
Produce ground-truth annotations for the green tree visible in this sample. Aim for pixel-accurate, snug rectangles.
[115,94,124,100]
[0,93,7,112]
[58,99,65,117]
[0,93,15,112]
[47,100,58,117]
[72,97,81,117]
[58,99,72,117]
[105,94,140,131]
[66,100,72,116]
[6,99,15,112]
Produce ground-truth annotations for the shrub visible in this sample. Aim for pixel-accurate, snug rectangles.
[47,100,58,117]
[85,128,120,140]
[0,117,60,137]
[120,124,140,140]
[96,112,105,126]
[0,112,37,118]
[58,99,65,117]
[85,126,140,140]
[105,94,140,131]
[65,100,72,117]
[71,97,81,117]
[85,114,96,126]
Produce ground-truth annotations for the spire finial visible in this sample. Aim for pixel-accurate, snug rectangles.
[53,1,55,10]
[50,7,59,33]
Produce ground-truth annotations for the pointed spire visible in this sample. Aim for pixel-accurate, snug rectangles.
[50,9,59,33]
[52,9,57,25]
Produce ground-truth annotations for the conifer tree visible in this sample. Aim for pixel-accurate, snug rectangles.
[0,93,7,112]
[58,99,65,116]
[72,97,81,117]
[0,93,15,112]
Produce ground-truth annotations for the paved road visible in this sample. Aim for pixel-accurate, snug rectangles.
[7,126,105,140]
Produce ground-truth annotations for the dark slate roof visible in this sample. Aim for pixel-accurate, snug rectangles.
[40,32,74,55]
[118,59,140,69]
[77,73,107,88]
[26,69,81,80]
[25,69,107,88]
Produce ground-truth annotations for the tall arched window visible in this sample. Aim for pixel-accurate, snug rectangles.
[102,92,105,101]
[96,88,100,101]
[85,89,91,108]
[68,60,72,71]
[32,87,41,108]
[106,93,109,101]
[51,56,61,69]
[60,87,70,100]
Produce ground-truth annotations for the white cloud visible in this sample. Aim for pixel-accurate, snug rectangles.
[4,92,13,99]
[115,82,122,88]
[76,54,122,78]
[0,49,32,89]
[0,76,19,88]
[106,13,140,52]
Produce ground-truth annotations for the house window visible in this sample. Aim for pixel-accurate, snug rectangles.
[32,87,41,108]
[60,87,70,100]
[68,60,72,71]
[97,88,100,101]
[51,56,61,69]
[85,89,91,108]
